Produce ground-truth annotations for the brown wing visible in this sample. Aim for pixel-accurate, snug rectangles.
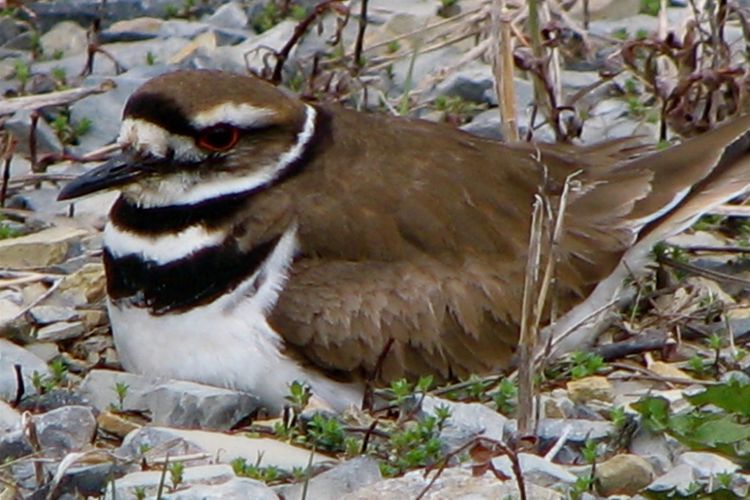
[265,107,645,382]
[268,107,750,383]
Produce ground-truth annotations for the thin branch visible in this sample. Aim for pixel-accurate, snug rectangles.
[352,0,368,74]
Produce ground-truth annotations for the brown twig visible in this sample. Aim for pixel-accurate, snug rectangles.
[416,437,526,500]
[657,255,750,288]
[22,412,45,488]
[0,133,15,207]
[270,0,346,84]
[29,111,38,173]
[352,0,368,74]
[13,364,24,407]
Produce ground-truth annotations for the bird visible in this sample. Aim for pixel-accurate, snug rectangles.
[58,69,750,413]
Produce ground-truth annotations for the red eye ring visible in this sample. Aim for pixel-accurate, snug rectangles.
[196,125,240,152]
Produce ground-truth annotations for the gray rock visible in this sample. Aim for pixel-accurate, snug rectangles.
[78,369,172,413]
[47,463,127,498]
[0,399,21,431]
[160,19,211,39]
[493,453,577,487]
[647,463,696,495]
[144,380,260,430]
[505,418,614,442]
[433,63,494,104]
[105,464,238,500]
[676,451,740,479]
[120,427,335,470]
[0,17,25,45]
[275,456,382,500]
[206,2,249,30]
[69,65,176,154]
[460,109,502,140]
[79,369,259,430]
[421,396,507,452]
[0,338,49,401]
[5,109,64,156]
[36,321,85,342]
[0,226,87,269]
[34,405,97,452]
[40,21,88,57]
[28,305,79,326]
[26,0,227,32]
[342,466,563,499]
[594,454,655,496]
[630,428,678,475]
[163,477,278,499]
[391,45,463,93]
[25,342,59,363]
[0,428,31,460]
[7,187,63,215]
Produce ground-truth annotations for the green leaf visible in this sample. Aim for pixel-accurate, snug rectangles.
[686,381,750,417]
[632,396,671,432]
[692,417,750,446]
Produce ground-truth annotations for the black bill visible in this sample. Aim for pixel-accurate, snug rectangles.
[58,152,153,201]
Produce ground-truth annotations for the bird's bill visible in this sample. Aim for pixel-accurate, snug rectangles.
[58,152,149,201]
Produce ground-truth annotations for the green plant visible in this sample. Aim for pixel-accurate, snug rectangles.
[289,4,306,21]
[51,67,67,89]
[286,380,311,412]
[569,351,605,379]
[112,381,129,411]
[381,414,445,476]
[51,114,92,145]
[231,458,284,483]
[13,60,30,90]
[252,2,282,33]
[640,0,660,16]
[612,28,629,41]
[0,216,20,239]
[633,381,750,464]
[169,461,184,490]
[389,378,414,410]
[491,378,517,414]
[610,406,627,430]
[386,40,401,54]
[145,51,157,65]
[306,413,345,452]
[48,358,67,386]
[133,486,146,500]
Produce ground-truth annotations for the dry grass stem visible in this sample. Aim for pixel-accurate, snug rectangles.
[0,81,115,116]
[492,0,519,141]
[518,195,544,435]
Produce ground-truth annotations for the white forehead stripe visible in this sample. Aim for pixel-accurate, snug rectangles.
[118,118,205,162]
[191,103,277,129]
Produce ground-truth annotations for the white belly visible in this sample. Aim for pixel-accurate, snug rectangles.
[104,222,363,413]
[109,300,361,413]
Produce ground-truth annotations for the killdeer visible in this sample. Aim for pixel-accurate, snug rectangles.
[59,69,750,412]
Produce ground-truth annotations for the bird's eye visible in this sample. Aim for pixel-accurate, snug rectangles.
[196,125,240,152]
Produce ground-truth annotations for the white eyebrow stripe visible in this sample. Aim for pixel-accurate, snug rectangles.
[104,222,225,263]
[118,118,205,162]
[135,104,318,208]
[191,102,277,129]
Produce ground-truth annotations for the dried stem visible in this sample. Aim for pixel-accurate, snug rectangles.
[492,0,519,141]
[518,195,544,435]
